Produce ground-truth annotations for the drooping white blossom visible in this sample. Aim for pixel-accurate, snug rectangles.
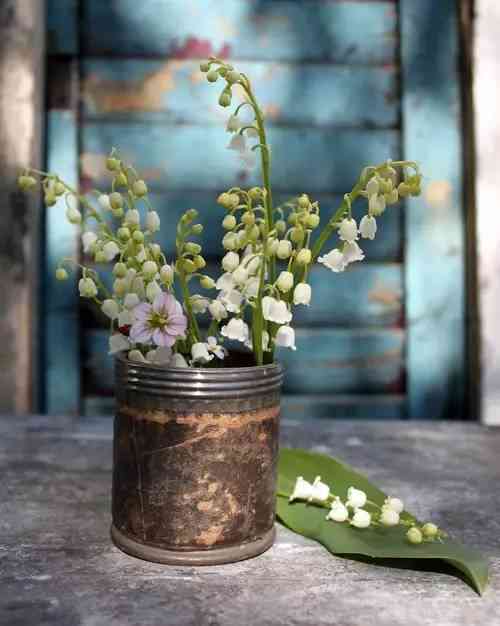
[289,476,314,502]
[276,271,294,293]
[343,242,365,264]
[128,349,147,363]
[103,241,120,262]
[160,264,174,285]
[82,231,98,253]
[366,177,380,197]
[78,277,97,298]
[275,325,296,350]
[124,293,140,310]
[346,487,367,509]
[359,215,377,240]
[66,205,82,224]
[276,240,292,260]
[146,210,160,232]
[232,265,249,286]
[190,294,210,314]
[101,298,120,320]
[222,251,240,272]
[146,346,172,365]
[326,498,349,523]
[310,476,330,503]
[208,299,228,321]
[146,279,162,302]
[369,193,386,216]
[351,508,371,529]
[384,496,404,514]
[226,115,241,133]
[206,336,226,360]
[142,260,158,280]
[262,296,292,324]
[338,218,358,243]
[170,353,189,368]
[220,318,249,343]
[191,342,213,364]
[118,309,134,327]
[220,289,243,313]
[380,506,400,527]
[239,151,257,170]
[98,194,111,211]
[243,276,260,299]
[227,133,246,153]
[124,208,140,226]
[216,272,235,293]
[108,333,130,354]
[293,282,312,306]
[318,248,346,273]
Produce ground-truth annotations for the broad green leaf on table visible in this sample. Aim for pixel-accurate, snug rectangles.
[276,448,489,595]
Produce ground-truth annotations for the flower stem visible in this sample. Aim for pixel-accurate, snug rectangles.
[177,270,201,345]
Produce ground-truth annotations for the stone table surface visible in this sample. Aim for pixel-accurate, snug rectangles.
[1,415,499,626]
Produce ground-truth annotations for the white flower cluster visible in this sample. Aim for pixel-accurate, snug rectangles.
[288,475,444,542]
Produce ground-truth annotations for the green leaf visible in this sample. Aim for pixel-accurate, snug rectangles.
[277,448,489,595]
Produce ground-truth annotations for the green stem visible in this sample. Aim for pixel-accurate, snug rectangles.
[177,271,201,344]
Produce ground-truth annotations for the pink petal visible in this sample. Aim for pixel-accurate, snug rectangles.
[152,292,170,314]
[165,314,188,336]
[133,303,152,322]
[152,328,175,347]
[129,322,153,344]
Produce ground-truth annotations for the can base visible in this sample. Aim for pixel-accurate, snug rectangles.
[110,524,276,565]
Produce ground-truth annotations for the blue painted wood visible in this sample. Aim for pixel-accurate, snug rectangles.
[45,110,80,415]
[47,0,78,55]
[81,123,400,193]
[82,60,398,128]
[83,328,404,396]
[400,0,465,419]
[81,1,397,64]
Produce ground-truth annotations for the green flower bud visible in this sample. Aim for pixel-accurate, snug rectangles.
[109,192,123,210]
[106,157,121,172]
[222,214,237,230]
[290,227,304,245]
[379,178,393,194]
[112,207,124,219]
[113,262,127,278]
[219,91,232,108]
[160,264,174,285]
[226,70,241,84]
[182,208,198,223]
[242,211,255,226]
[296,248,312,265]
[132,179,148,197]
[406,527,423,545]
[248,187,263,201]
[149,243,161,259]
[133,230,144,244]
[142,260,158,280]
[191,223,203,235]
[307,213,320,229]
[200,61,210,73]
[397,182,411,197]
[117,227,130,241]
[45,192,57,207]
[194,255,206,269]
[18,175,37,191]
[200,275,216,290]
[95,251,107,263]
[206,70,219,83]
[55,268,68,281]
[228,193,240,208]
[114,172,128,187]
[247,224,260,242]
[288,212,298,226]
[185,242,202,255]
[54,181,66,196]
[385,188,399,205]
[298,194,310,209]
[422,523,438,539]
[218,66,228,78]
[275,220,286,235]
[222,232,238,250]
[182,258,196,273]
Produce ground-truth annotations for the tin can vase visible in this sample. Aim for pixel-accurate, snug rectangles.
[111,353,284,565]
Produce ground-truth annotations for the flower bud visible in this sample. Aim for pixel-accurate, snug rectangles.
[113,262,127,278]
[293,282,311,306]
[125,208,140,226]
[95,251,106,263]
[307,213,320,229]
[194,255,206,269]
[132,230,144,244]
[142,260,158,280]
[217,192,232,209]
[218,66,228,78]
[276,271,294,293]
[339,218,358,243]
[146,280,162,302]
[103,241,120,262]
[366,177,380,197]
[132,180,148,197]
[219,91,232,107]
[45,192,57,207]
[117,227,130,241]
[385,188,399,205]
[248,187,263,201]
[296,248,312,266]
[185,242,202,255]
[407,527,423,544]
[206,70,219,83]
[247,224,260,242]
[54,181,66,196]
[149,243,161,259]
[191,223,203,235]
[275,219,286,235]
[276,239,292,259]
[55,268,68,281]
[222,251,240,272]
[222,214,237,230]
[359,215,377,240]
[226,70,241,84]
[113,278,127,297]
[288,212,298,226]
[18,175,37,191]
[182,258,196,273]
[298,194,310,209]
[66,206,82,224]
[106,157,121,172]
[200,61,210,73]
[112,207,124,219]
[124,293,140,309]
[182,208,198,223]
[159,264,173,285]
[275,325,296,350]
[242,211,255,226]
[101,298,120,320]
[109,192,123,210]
[422,523,438,539]
[369,194,386,216]
[290,227,304,245]
[200,275,216,289]
[380,507,400,527]
[114,172,128,187]
[222,232,238,250]
[351,509,371,529]
[397,182,411,197]
[78,277,98,298]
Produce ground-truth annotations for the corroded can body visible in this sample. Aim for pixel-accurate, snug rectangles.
[111,354,284,565]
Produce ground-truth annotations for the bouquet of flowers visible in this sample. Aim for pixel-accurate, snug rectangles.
[18,57,422,368]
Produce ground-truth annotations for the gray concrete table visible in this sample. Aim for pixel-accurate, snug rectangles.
[1,415,499,626]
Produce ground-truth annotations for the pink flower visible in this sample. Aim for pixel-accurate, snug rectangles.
[130,293,187,348]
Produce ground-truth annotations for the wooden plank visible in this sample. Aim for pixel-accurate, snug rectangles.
[45,59,81,415]
[400,0,465,419]
[82,393,405,420]
[81,123,400,193]
[47,0,78,55]
[0,0,45,413]
[474,0,500,424]
[82,60,398,128]
[81,1,397,64]
[82,328,404,396]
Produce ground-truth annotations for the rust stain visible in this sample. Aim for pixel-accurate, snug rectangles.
[197,525,224,546]
[83,62,178,113]
[425,180,453,209]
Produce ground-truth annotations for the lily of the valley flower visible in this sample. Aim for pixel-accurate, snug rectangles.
[227,133,246,153]
[380,506,400,527]
[232,265,248,286]
[359,215,377,240]
[318,248,346,273]
[293,283,311,306]
[191,342,214,364]
[170,353,189,368]
[275,325,296,350]
[351,508,371,529]
[103,241,120,262]
[310,476,330,503]
[208,299,228,321]
[346,486,367,508]
[326,498,349,523]
[338,218,358,243]
[206,336,226,359]
[146,210,160,232]
[79,277,97,298]
[82,231,98,253]
[98,194,111,211]
[384,496,404,514]
[145,346,172,365]
[262,296,292,324]
[146,280,162,302]
[190,294,210,314]
[226,115,241,133]
[276,271,294,293]
[220,289,243,313]
[128,349,146,363]
[216,272,235,293]
[124,293,140,310]
[222,251,239,272]
[343,242,365,264]
[108,332,130,354]
[101,298,119,320]
[289,476,314,502]
[124,208,140,226]
[130,292,187,348]
[220,318,249,343]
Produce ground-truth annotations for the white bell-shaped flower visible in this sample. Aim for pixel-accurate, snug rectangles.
[226,115,241,133]
[380,506,400,527]
[98,194,111,211]
[262,296,292,324]
[245,255,261,275]
[170,353,188,368]
[369,194,386,216]
[343,242,365,264]
[142,260,158,280]
[359,215,377,240]
[128,349,147,363]
[222,251,240,272]
[190,294,210,314]
[124,208,140,226]
[289,476,314,502]
[101,299,119,320]
[310,476,330,503]
[276,240,292,260]
[351,508,371,529]
[232,265,248,286]
[108,333,130,354]
[146,279,161,302]
[103,241,120,262]
[221,318,249,343]
[275,325,296,350]
[216,272,235,293]
[66,206,82,224]
[191,342,214,364]
[146,210,160,232]
[276,271,294,293]
[243,276,260,299]
[384,496,404,514]
[207,336,226,360]
[78,277,97,298]
[293,283,311,306]
[208,299,228,321]
[82,231,98,253]
[124,293,140,310]
[160,264,174,285]
[366,177,380,197]
[118,309,134,327]
[220,289,243,313]
[227,133,246,153]
[339,218,358,243]
[346,486,367,508]
[318,248,346,273]
[326,498,349,523]
[239,151,257,170]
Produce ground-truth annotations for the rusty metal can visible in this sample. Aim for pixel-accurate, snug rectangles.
[111,354,284,565]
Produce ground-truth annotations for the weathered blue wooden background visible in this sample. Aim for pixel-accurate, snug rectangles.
[44,0,465,420]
